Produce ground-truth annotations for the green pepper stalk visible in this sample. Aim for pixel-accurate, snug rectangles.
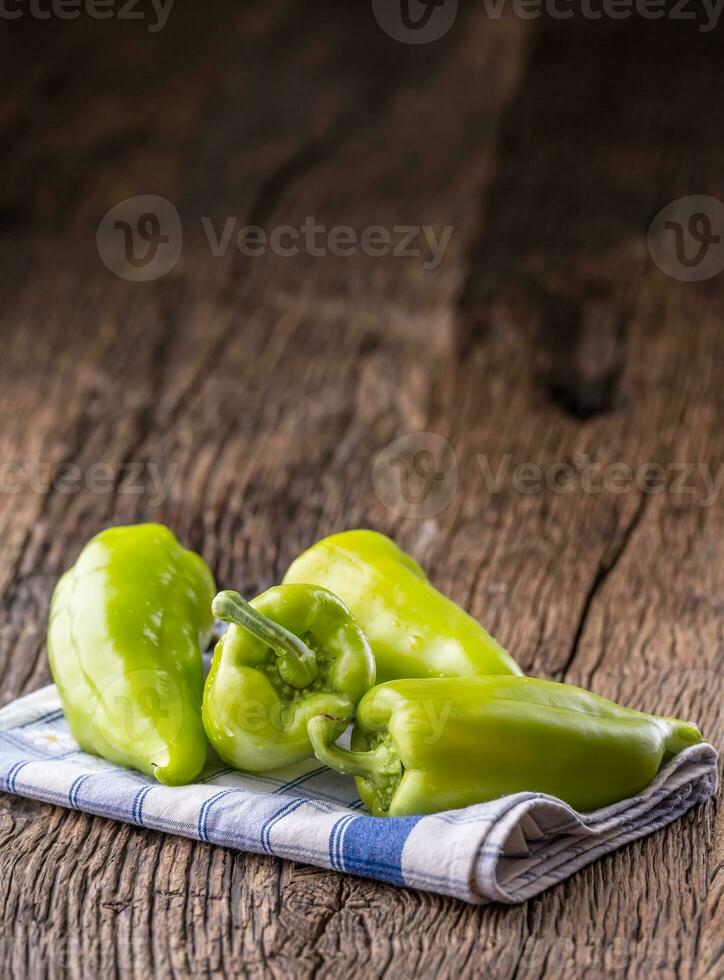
[283,530,522,682]
[48,524,216,786]
[202,585,376,773]
[212,591,319,690]
[307,676,705,817]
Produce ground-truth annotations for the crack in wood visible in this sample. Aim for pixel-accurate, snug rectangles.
[559,492,649,683]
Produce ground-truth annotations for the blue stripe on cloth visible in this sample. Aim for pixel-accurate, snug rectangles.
[200,768,235,783]
[3,760,29,793]
[68,772,94,809]
[339,814,423,886]
[189,765,360,808]
[273,767,327,795]
[260,798,307,854]
[16,709,64,730]
[329,813,358,871]
[0,729,80,760]
[131,785,154,826]
[197,790,236,843]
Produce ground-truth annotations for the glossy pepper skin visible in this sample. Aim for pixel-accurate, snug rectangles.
[283,530,522,682]
[202,585,375,773]
[308,676,704,817]
[48,524,216,785]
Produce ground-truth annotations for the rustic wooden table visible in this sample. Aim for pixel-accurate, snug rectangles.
[0,4,721,977]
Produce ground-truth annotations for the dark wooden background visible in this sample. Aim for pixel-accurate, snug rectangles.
[0,2,721,977]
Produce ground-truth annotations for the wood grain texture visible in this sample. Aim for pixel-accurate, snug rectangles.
[0,4,721,978]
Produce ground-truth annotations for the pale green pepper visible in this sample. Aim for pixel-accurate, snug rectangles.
[308,676,705,816]
[202,585,375,772]
[284,530,522,681]
[48,524,215,785]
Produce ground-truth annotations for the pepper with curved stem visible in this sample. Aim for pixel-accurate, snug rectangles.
[213,590,318,689]
[308,714,400,783]
[307,676,705,817]
[203,584,376,773]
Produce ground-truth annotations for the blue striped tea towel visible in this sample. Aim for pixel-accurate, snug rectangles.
[0,684,717,904]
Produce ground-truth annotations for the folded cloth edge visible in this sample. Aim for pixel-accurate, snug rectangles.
[470,743,719,904]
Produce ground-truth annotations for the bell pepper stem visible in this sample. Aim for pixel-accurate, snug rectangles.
[212,590,319,689]
[307,715,398,788]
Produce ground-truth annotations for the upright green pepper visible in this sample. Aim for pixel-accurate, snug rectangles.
[202,585,375,772]
[283,530,522,682]
[308,676,704,816]
[48,524,216,785]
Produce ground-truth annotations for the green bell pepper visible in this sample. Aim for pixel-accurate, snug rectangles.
[283,530,522,682]
[202,585,376,772]
[308,676,704,816]
[48,523,216,785]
